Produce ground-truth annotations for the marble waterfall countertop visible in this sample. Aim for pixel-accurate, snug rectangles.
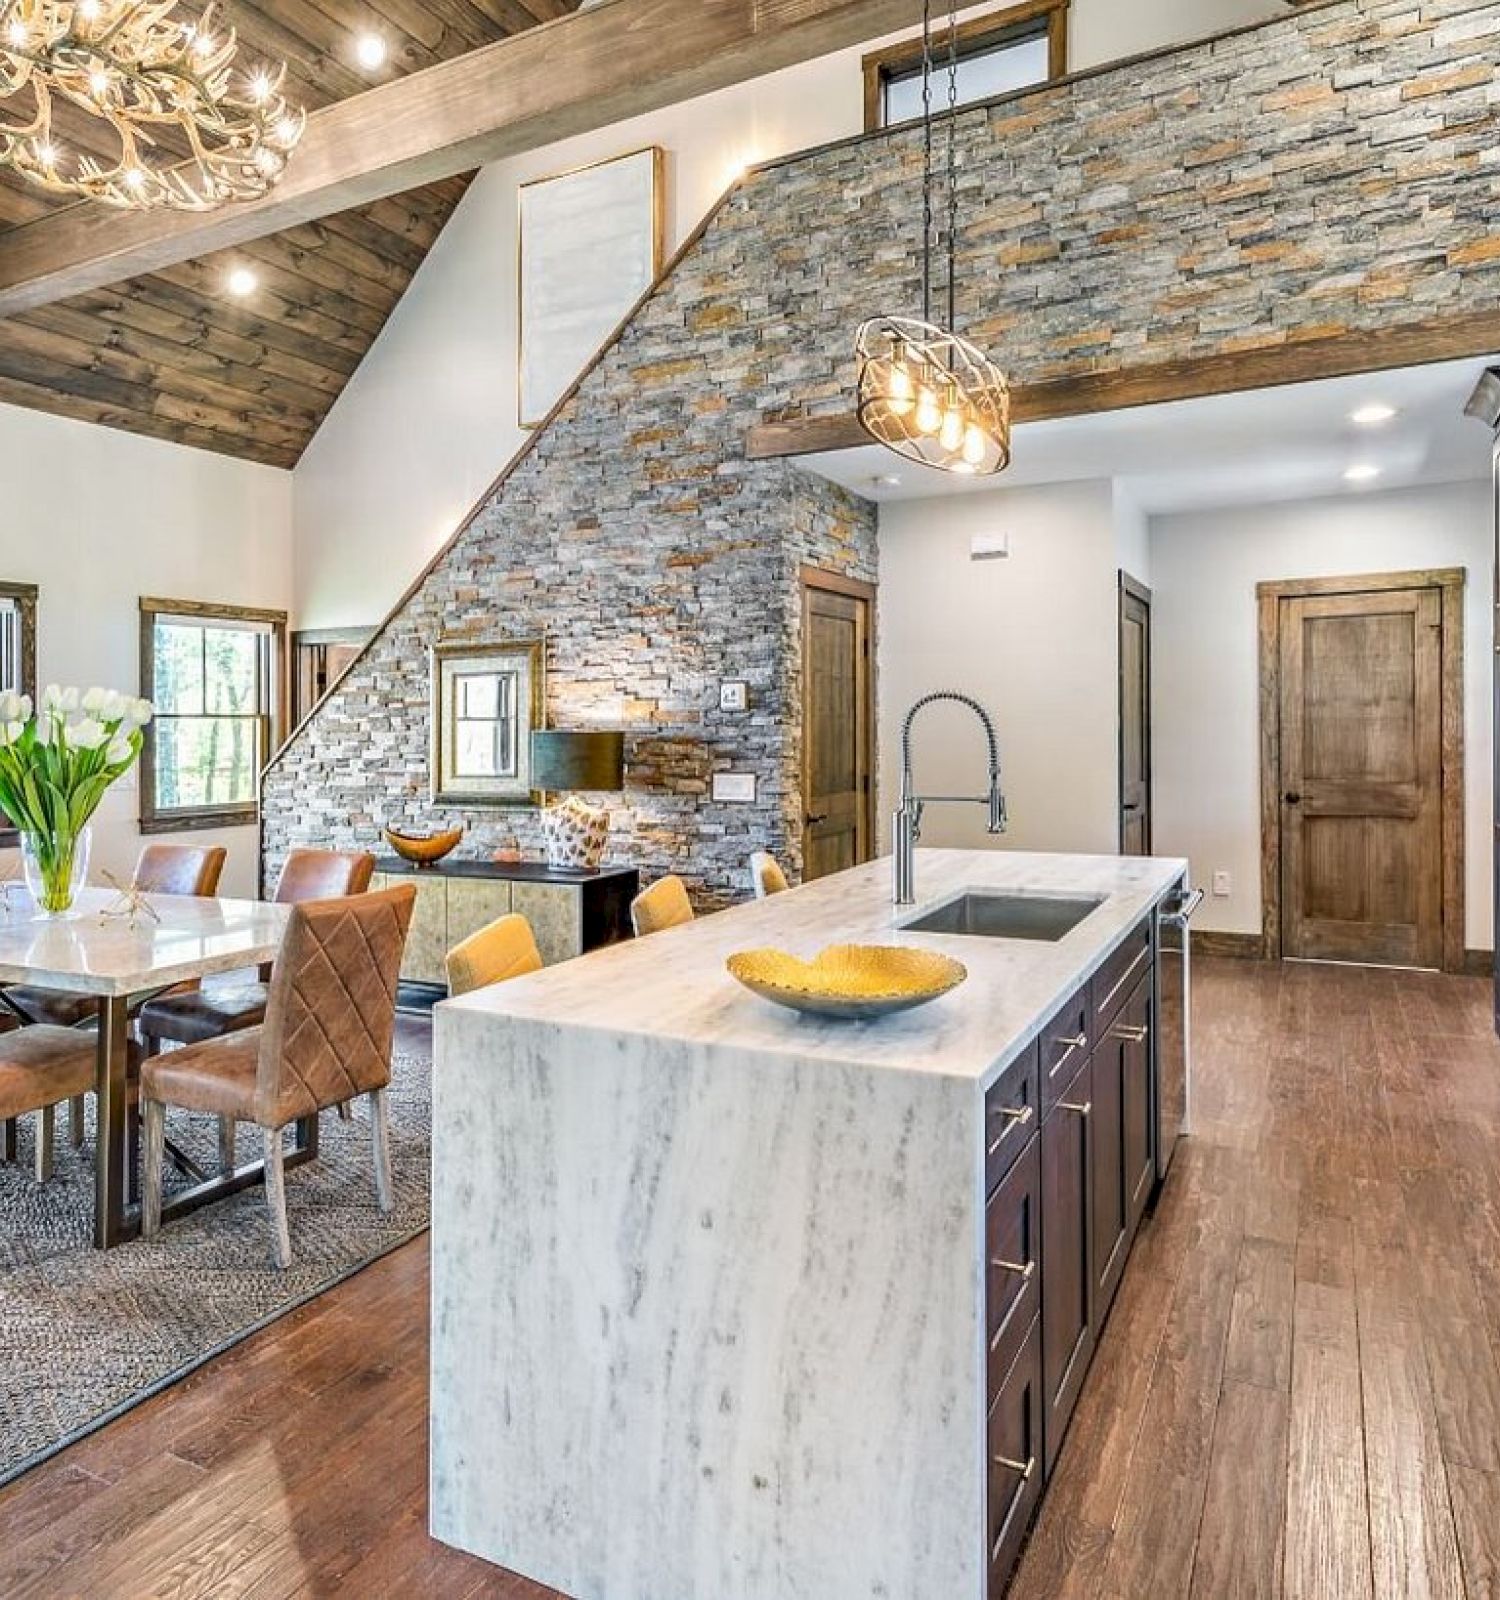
[442,847,1188,1088]
[431,848,1188,1600]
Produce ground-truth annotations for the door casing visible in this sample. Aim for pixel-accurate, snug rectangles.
[1257,567,1466,973]
[1118,572,1152,856]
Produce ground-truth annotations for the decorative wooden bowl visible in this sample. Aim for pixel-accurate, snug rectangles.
[384,825,464,867]
[726,943,967,1020]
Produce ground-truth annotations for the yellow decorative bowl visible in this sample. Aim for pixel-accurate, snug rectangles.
[726,943,967,1020]
[384,825,464,867]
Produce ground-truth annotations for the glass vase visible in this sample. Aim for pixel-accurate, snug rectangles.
[20,825,92,917]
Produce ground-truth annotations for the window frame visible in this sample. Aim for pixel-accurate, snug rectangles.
[862,0,1069,133]
[138,595,288,835]
[0,580,38,850]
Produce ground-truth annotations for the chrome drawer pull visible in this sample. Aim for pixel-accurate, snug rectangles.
[1060,1099,1092,1117]
[1054,1032,1087,1052]
[993,1453,1035,1482]
[991,1257,1035,1281]
[985,1104,1033,1157]
[1111,1023,1149,1043]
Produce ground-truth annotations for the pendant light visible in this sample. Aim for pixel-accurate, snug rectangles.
[855,0,1011,477]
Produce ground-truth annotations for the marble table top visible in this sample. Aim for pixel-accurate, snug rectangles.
[0,887,290,997]
[444,848,1187,1088]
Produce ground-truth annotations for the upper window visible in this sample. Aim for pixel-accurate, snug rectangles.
[863,0,1068,131]
[139,598,287,833]
[0,581,37,847]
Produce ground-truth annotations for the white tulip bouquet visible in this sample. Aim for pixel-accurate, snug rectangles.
[0,686,154,913]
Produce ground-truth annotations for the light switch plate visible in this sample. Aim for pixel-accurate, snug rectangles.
[1212,871,1232,897]
[712,771,757,804]
[719,680,749,712]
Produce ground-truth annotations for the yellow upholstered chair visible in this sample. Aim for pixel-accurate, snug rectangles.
[749,851,789,899]
[446,913,544,997]
[630,875,695,938]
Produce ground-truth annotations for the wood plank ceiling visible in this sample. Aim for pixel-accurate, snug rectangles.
[0,0,581,468]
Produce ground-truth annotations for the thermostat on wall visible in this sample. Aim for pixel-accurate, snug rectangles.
[719,680,749,712]
[712,772,757,804]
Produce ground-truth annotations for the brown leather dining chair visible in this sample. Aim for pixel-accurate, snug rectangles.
[136,848,377,1054]
[1,842,228,1029]
[0,1025,96,1183]
[141,884,416,1269]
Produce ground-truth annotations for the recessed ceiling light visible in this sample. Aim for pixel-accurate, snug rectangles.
[226,265,258,297]
[354,32,387,70]
[1343,462,1381,483]
[1350,402,1397,427]
[871,474,902,489]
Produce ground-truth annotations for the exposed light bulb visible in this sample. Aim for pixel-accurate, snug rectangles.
[124,166,145,188]
[962,421,988,467]
[193,32,215,57]
[89,68,110,97]
[275,115,299,145]
[5,18,27,46]
[914,386,941,437]
[78,0,101,17]
[250,71,271,102]
[939,400,965,455]
[354,32,387,69]
[254,147,280,175]
[226,265,258,297]
[884,342,915,418]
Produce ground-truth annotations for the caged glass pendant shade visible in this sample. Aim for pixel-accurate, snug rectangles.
[856,314,1010,477]
[855,0,1012,479]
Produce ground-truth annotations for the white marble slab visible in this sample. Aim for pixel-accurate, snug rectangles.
[0,888,289,995]
[430,848,1187,1600]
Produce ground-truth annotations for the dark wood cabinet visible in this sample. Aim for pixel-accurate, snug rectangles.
[985,912,1160,1596]
[1039,1051,1094,1478]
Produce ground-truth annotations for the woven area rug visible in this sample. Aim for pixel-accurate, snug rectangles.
[0,1033,432,1488]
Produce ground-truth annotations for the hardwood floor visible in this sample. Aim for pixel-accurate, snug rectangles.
[2,959,1498,1597]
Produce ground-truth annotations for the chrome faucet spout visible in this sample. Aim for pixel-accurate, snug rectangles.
[893,691,1007,906]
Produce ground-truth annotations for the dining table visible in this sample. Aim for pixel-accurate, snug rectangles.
[0,884,294,1249]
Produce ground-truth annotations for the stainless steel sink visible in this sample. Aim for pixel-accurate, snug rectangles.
[900,891,1105,942]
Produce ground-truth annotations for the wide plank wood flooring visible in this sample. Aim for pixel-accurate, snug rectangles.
[2,958,1499,1597]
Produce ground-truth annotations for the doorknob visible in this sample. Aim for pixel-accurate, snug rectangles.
[1283,792,1301,805]
[805,813,829,826]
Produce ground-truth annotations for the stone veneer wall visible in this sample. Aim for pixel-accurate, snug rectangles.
[264,0,1500,904]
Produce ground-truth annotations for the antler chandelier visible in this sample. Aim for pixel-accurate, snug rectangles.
[855,0,1011,477]
[0,0,304,210]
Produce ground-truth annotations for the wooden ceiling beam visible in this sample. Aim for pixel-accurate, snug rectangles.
[0,0,927,318]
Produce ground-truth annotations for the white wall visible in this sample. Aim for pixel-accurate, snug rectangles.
[292,0,1276,631]
[1151,479,1494,948]
[877,479,1123,857]
[0,402,294,897]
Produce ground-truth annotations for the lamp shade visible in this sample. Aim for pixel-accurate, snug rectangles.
[530,730,625,793]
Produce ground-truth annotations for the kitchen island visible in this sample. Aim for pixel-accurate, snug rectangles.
[431,848,1190,1600]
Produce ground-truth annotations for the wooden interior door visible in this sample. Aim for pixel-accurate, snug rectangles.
[801,571,874,882]
[1118,575,1151,856]
[1278,586,1443,968]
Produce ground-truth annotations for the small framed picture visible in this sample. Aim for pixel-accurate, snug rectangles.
[431,639,544,806]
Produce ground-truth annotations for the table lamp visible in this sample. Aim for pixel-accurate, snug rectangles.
[531,730,625,869]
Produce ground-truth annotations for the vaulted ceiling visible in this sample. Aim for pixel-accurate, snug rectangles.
[0,0,582,468]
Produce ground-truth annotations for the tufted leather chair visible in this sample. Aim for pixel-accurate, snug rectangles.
[137,848,376,1052]
[2,843,227,1030]
[445,912,544,997]
[141,883,415,1268]
[630,875,695,938]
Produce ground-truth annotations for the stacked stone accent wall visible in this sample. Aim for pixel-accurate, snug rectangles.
[263,0,1500,904]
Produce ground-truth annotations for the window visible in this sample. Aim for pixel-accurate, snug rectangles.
[0,581,36,848]
[139,598,287,832]
[863,0,1068,131]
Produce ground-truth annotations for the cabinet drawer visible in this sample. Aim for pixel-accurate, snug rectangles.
[1039,984,1091,1116]
[987,1316,1044,1600]
[987,1134,1041,1397]
[1091,914,1152,1035]
[984,1042,1039,1195]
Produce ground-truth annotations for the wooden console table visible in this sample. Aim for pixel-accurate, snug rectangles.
[370,858,638,985]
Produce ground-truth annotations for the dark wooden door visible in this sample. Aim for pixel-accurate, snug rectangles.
[801,572,874,882]
[1278,587,1443,968]
[1118,575,1151,856]
[1040,1055,1093,1477]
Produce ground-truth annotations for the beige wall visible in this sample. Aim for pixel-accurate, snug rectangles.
[0,401,294,897]
[876,479,1124,859]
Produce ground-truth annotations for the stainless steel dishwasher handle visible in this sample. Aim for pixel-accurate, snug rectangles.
[1160,887,1204,928]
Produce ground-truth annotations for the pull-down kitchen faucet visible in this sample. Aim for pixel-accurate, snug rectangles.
[893,692,1007,905]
